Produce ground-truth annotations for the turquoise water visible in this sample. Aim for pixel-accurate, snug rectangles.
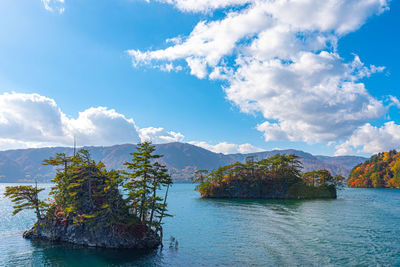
[0,184,399,266]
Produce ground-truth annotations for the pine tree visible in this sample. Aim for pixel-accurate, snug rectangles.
[123,141,173,229]
[149,162,173,228]
[4,182,48,220]
[43,149,127,226]
[123,142,160,223]
[43,153,74,209]
[6,144,173,244]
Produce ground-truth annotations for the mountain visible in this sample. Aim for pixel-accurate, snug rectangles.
[0,142,366,183]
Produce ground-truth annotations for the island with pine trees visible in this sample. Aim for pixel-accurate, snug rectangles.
[347,150,400,188]
[4,142,172,249]
[192,154,344,199]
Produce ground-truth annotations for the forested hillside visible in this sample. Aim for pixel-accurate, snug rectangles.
[0,142,366,183]
[347,150,400,188]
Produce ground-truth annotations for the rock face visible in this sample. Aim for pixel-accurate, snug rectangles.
[202,180,337,200]
[23,219,161,249]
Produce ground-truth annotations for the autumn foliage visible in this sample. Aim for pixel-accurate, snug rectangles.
[347,150,400,188]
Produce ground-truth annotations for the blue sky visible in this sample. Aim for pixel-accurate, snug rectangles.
[0,0,399,156]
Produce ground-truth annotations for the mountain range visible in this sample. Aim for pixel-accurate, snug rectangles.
[0,142,366,183]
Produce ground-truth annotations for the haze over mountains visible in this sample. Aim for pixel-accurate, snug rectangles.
[0,142,366,183]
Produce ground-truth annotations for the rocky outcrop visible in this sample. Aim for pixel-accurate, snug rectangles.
[23,219,161,249]
[202,180,337,200]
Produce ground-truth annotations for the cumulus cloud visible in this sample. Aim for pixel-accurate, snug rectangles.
[335,122,400,156]
[0,92,183,150]
[130,0,391,148]
[257,121,287,142]
[0,92,262,153]
[0,92,69,144]
[68,107,141,146]
[189,141,264,154]
[41,0,65,14]
[139,127,184,144]
[236,52,386,143]
[128,3,271,70]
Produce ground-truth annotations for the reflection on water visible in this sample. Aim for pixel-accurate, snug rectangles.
[30,240,162,267]
[201,197,305,219]
[0,183,399,266]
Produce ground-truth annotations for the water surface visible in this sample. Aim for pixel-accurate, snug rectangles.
[0,184,399,266]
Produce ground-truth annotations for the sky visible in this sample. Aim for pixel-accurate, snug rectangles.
[0,0,399,156]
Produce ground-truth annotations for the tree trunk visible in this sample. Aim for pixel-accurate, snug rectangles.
[158,184,170,229]
[34,196,41,220]
[149,180,157,227]
[34,181,41,220]
[140,171,148,223]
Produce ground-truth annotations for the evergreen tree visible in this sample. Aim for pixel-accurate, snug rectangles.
[192,153,340,198]
[6,145,173,244]
[4,182,48,219]
[303,170,344,187]
[123,141,173,229]
[43,153,74,209]
[43,149,128,227]
[150,162,173,229]
[192,169,209,184]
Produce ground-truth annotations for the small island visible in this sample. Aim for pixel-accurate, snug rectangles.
[192,154,344,199]
[4,142,172,249]
[347,150,400,188]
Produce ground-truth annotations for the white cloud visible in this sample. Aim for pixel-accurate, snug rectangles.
[189,141,264,154]
[335,122,400,155]
[0,139,61,151]
[0,92,184,150]
[0,92,69,144]
[41,0,65,14]
[68,107,141,146]
[186,57,208,79]
[128,3,271,69]
[256,121,287,142]
[232,52,385,143]
[139,127,184,144]
[0,92,264,154]
[131,0,390,146]
[158,63,183,72]
[389,95,400,109]
[147,0,251,13]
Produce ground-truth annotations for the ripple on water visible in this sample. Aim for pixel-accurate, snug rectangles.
[0,184,399,266]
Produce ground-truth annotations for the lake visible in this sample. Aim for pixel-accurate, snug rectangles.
[0,183,399,266]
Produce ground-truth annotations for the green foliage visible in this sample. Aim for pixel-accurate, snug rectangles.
[42,149,128,227]
[347,150,400,188]
[4,144,173,238]
[4,183,48,219]
[192,153,340,198]
[303,170,345,188]
[123,141,173,230]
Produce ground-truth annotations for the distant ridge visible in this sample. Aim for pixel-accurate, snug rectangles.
[0,142,366,183]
